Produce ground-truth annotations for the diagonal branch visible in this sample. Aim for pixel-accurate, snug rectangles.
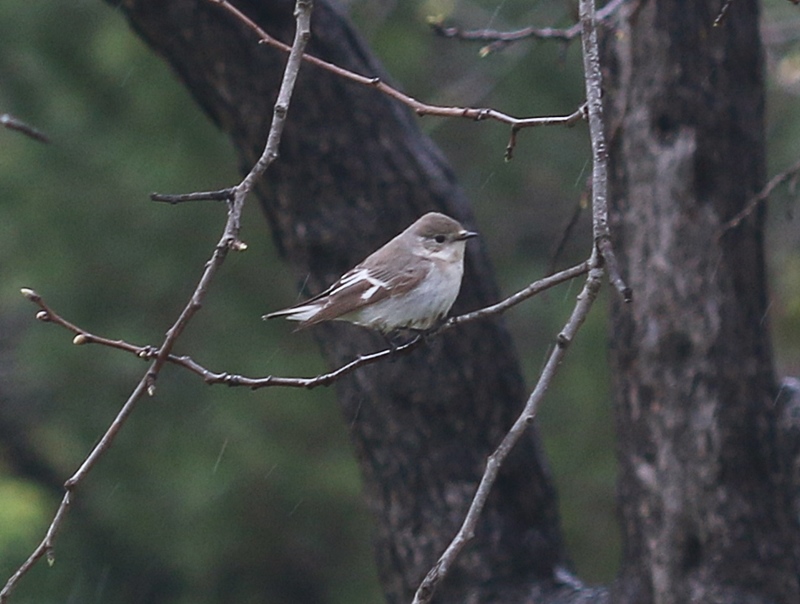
[718,156,800,235]
[207,0,585,162]
[412,257,604,604]
[0,3,314,602]
[1,113,50,143]
[412,1,614,601]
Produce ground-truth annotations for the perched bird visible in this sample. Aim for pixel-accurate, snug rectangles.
[264,212,478,333]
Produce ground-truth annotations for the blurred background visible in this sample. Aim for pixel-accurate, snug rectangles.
[1,1,798,602]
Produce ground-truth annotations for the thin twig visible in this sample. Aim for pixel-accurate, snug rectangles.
[0,491,69,596]
[446,260,590,327]
[429,0,628,53]
[20,288,149,356]
[0,3,314,602]
[151,188,236,204]
[430,20,582,46]
[718,157,800,235]
[547,187,589,275]
[598,237,632,301]
[506,104,586,159]
[411,1,612,601]
[18,261,589,391]
[713,0,735,26]
[1,113,50,143]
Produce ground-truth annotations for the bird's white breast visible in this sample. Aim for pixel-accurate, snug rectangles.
[349,241,467,331]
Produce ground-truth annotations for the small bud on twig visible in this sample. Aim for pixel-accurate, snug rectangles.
[73,334,88,345]
[20,287,40,302]
[35,311,50,322]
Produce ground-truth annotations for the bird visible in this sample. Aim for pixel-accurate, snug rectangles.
[264,212,478,333]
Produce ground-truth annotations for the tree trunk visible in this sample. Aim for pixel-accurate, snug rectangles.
[604,1,800,602]
[110,1,584,602]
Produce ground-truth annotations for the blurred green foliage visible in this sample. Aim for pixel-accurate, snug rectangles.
[1,1,798,602]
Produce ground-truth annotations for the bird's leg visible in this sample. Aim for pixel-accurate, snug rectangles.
[382,330,423,356]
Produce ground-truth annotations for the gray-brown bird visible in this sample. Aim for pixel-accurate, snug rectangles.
[264,212,477,333]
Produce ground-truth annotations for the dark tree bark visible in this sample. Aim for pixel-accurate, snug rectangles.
[109,1,590,603]
[604,1,800,603]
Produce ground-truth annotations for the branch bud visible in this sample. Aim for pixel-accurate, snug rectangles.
[73,334,88,345]
[20,287,40,302]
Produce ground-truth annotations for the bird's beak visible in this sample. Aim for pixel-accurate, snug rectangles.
[456,229,479,241]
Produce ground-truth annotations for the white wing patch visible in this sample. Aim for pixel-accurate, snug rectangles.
[328,268,388,301]
[360,274,389,301]
[267,303,322,322]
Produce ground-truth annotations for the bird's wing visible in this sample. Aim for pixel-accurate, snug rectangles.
[295,260,429,327]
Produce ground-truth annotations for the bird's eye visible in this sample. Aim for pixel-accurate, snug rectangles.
[434,235,446,244]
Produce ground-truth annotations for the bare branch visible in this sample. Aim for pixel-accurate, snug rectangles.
[429,20,581,47]
[20,288,149,356]
[18,260,590,391]
[0,3,314,601]
[580,0,630,301]
[447,260,590,327]
[174,258,588,384]
[412,255,605,604]
[412,1,616,600]
[429,0,628,54]
[0,491,70,599]
[1,113,50,143]
[151,188,235,204]
[209,0,585,160]
[718,157,800,235]
[505,104,586,159]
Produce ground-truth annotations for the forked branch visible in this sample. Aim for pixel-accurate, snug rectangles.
[208,0,586,161]
[19,260,590,390]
